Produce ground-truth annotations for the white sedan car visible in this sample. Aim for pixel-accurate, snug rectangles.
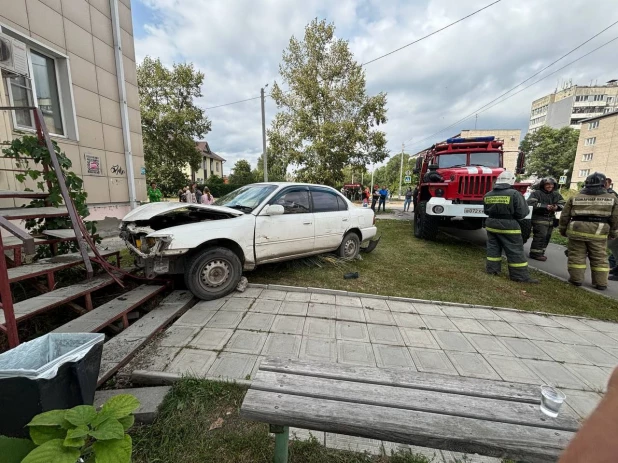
[120,183,378,300]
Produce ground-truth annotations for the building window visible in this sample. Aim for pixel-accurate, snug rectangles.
[215,162,219,172]
[582,153,593,162]
[2,28,75,138]
[588,121,600,129]
[579,169,590,178]
[593,95,604,102]
[584,137,596,146]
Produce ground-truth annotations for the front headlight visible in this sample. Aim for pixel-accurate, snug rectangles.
[146,237,157,248]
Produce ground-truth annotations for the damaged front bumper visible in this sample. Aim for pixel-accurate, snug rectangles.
[360,235,381,253]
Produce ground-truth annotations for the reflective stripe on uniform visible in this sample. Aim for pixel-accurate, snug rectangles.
[567,230,609,240]
[591,267,610,272]
[486,257,502,262]
[484,196,511,205]
[486,227,521,234]
[568,264,588,269]
[508,262,528,268]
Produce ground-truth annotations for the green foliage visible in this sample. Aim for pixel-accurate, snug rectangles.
[371,153,418,194]
[203,182,242,198]
[269,18,388,186]
[2,136,98,257]
[520,126,579,182]
[138,56,211,194]
[228,159,255,186]
[253,149,288,182]
[1,394,141,463]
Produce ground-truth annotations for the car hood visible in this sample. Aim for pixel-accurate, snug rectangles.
[122,202,244,222]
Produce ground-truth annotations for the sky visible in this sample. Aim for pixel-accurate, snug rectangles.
[131,0,618,176]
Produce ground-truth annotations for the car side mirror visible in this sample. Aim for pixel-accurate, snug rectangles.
[264,204,285,216]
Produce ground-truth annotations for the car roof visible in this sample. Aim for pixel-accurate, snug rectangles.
[251,182,338,188]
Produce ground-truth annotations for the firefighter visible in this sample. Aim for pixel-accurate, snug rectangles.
[527,177,565,261]
[559,172,618,290]
[484,171,539,283]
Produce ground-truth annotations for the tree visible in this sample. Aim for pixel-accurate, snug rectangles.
[253,149,288,182]
[371,153,417,195]
[137,56,211,194]
[268,19,388,186]
[228,159,255,185]
[520,126,579,182]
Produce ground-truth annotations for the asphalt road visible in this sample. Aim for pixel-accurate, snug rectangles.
[444,227,618,300]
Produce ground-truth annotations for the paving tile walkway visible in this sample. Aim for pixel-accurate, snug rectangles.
[129,284,617,462]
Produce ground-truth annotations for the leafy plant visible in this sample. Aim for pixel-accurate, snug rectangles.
[3,394,141,463]
[2,136,100,257]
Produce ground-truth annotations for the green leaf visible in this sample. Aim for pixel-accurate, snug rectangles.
[29,425,68,445]
[101,394,140,419]
[117,415,135,431]
[65,405,97,427]
[66,424,89,439]
[28,409,67,427]
[0,436,36,463]
[92,435,132,463]
[63,435,86,448]
[89,418,124,441]
[21,439,80,463]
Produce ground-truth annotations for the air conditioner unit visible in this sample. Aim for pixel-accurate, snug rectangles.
[0,32,29,77]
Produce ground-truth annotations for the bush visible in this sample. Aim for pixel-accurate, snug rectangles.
[202,183,243,198]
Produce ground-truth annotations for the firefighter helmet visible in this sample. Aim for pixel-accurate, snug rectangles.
[540,177,557,189]
[496,171,516,186]
[585,172,606,188]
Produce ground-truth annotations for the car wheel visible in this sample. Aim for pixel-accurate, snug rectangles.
[184,247,242,300]
[338,232,360,259]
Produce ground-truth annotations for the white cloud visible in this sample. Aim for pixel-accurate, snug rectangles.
[134,0,618,173]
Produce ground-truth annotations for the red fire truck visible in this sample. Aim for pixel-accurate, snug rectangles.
[412,136,532,241]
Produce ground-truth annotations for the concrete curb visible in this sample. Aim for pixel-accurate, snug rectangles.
[131,369,252,387]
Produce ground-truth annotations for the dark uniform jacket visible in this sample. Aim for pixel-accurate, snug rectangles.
[559,186,618,241]
[483,184,529,233]
[527,189,565,220]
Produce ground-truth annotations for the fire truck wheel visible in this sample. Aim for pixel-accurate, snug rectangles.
[414,201,439,240]
[519,219,532,244]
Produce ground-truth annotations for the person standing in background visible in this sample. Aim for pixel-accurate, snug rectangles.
[191,183,202,204]
[361,187,369,207]
[147,182,162,203]
[371,185,380,211]
[403,187,413,212]
[378,186,388,212]
[527,177,565,261]
[201,187,214,205]
[604,178,618,280]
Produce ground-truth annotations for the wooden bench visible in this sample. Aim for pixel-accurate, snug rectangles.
[240,358,580,463]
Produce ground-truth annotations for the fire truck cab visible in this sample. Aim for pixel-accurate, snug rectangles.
[412,136,532,241]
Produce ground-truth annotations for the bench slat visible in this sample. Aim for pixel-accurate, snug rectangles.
[252,370,579,432]
[260,357,540,403]
[241,389,572,463]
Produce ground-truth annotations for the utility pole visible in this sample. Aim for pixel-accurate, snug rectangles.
[370,165,374,190]
[261,85,268,182]
[398,143,404,198]
[475,114,478,129]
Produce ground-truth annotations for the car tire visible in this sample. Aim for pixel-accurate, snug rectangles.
[184,247,242,300]
[338,232,360,259]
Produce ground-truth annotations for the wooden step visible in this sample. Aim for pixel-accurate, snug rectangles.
[7,248,119,284]
[97,290,195,385]
[0,275,116,326]
[53,285,166,334]
[0,190,49,199]
[0,206,68,220]
[42,229,78,239]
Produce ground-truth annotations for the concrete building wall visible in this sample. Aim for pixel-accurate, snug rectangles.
[547,96,574,129]
[0,0,144,220]
[459,129,521,173]
[570,113,618,190]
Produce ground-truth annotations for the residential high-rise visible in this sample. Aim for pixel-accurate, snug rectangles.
[528,80,618,133]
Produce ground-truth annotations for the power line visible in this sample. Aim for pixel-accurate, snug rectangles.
[203,95,261,109]
[361,0,503,66]
[403,25,618,149]
[204,1,503,110]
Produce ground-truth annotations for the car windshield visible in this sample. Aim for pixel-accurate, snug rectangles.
[438,153,467,168]
[470,152,501,167]
[214,184,278,212]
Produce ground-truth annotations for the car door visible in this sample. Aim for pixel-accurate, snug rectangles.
[311,187,350,251]
[254,186,315,262]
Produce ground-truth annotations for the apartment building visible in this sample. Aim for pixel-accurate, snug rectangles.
[457,129,521,173]
[184,141,226,184]
[0,0,145,220]
[570,111,618,190]
[528,80,618,133]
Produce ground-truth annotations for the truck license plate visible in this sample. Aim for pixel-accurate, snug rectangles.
[464,208,484,214]
[154,258,169,274]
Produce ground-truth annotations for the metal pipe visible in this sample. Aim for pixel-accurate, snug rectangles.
[110,0,138,210]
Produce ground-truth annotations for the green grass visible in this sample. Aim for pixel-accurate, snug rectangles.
[131,379,431,463]
[550,229,568,246]
[250,221,618,320]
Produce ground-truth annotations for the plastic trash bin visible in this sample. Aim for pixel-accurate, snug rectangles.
[0,333,104,438]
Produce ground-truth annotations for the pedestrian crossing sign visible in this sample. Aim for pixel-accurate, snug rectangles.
[559,175,567,185]
[404,176,412,184]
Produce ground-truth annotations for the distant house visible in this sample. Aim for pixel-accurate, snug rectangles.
[184,141,226,183]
